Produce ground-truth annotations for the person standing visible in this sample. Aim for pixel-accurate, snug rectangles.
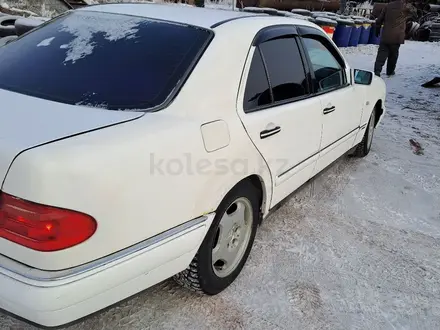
[373,0,414,77]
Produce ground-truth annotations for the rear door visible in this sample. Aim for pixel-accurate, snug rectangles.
[299,28,362,174]
[237,25,323,207]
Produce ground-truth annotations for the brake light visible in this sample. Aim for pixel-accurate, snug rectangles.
[0,192,97,252]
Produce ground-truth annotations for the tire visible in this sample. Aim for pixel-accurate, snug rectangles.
[0,16,19,37]
[174,180,260,295]
[0,35,17,47]
[430,34,440,39]
[354,108,376,157]
[14,17,46,36]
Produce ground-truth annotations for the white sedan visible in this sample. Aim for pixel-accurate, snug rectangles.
[0,3,386,327]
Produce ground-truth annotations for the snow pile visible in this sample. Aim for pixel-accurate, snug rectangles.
[1,0,65,17]
[17,16,49,27]
[0,2,39,16]
[59,12,144,64]
[340,44,378,56]
[205,0,235,10]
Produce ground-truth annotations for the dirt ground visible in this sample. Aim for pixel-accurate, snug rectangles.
[0,41,439,330]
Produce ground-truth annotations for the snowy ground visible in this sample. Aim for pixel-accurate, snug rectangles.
[1,41,439,330]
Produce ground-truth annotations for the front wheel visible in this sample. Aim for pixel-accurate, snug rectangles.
[173,181,260,295]
[354,108,376,157]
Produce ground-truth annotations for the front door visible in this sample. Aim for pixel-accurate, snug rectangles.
[237,30,323,207]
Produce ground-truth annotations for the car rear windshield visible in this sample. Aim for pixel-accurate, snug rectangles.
[0,11,211,111]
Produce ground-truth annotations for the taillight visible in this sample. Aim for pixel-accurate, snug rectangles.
[0,192,97,252]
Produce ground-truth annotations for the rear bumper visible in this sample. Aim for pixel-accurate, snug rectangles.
[0,214,214,327]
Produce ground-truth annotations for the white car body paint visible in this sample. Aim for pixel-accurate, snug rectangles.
[0,88,143,182]
[0,4,386,327]
[200,120,230,152]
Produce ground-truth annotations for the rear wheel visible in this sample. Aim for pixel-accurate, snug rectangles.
[354,108,376,157]
[173,181,259,295]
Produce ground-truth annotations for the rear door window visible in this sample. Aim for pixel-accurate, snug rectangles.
[0,11,211,111]
[259,37,309,103]
[243,36,309,112]
[243,49,272,112]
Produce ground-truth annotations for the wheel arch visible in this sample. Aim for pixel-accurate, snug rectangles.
[374,99,384,127]
[221,174,269,225]
[245,174,267,224]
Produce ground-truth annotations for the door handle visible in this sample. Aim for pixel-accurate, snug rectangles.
[260,126,281,139]
[323,106,336,114]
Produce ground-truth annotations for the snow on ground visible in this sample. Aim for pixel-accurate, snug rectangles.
[0,42,439,330]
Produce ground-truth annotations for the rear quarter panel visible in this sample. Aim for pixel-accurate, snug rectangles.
[2,110,271,270]
[1,19,277,270]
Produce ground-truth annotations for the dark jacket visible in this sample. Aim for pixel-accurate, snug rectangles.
[376,0,413,44]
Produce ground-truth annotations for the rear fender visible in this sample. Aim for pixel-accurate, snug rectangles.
[190,117,273,219]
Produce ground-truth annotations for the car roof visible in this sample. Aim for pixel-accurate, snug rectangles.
[79,3,309,29]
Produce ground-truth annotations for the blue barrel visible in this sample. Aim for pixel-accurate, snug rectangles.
[348,19,363,46]
[333,19,355,47]
[369,24,382,44]
[359,20,372,44]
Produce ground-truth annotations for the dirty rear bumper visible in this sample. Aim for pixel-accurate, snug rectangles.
[0,214,214,327]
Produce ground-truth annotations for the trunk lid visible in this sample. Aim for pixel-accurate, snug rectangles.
[0,89,143,184]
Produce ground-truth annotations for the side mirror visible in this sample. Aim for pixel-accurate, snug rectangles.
[354,69,373,85]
